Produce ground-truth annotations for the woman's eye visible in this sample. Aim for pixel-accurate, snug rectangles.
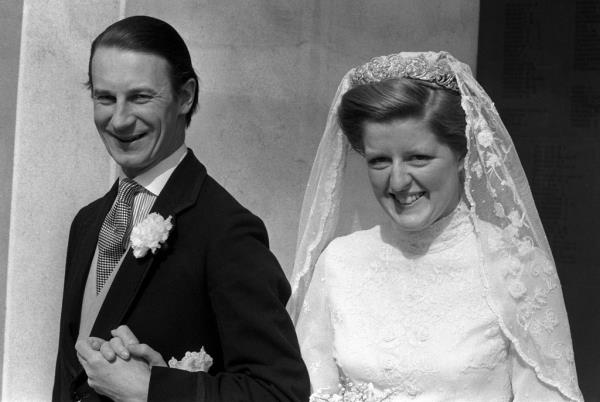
[367,157,390,169]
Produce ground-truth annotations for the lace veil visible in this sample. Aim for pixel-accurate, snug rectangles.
[288,51,582,401]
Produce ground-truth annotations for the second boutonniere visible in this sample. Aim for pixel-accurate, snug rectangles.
[130,213,173,258]
[168,347,213,372]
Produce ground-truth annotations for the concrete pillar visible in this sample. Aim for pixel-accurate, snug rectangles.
[0,0,23,394]
[2,1,121,400]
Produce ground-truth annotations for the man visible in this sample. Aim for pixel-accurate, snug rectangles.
[53,15,310,402]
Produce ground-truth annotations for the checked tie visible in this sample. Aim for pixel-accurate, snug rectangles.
[96,178,143,294]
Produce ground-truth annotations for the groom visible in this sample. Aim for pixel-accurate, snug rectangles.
[52,16,309,402]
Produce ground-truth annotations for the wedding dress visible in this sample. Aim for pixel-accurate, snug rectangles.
[289,52,583,402]
[298,203,572,401]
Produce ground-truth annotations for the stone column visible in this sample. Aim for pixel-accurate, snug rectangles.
[2,1,121,400]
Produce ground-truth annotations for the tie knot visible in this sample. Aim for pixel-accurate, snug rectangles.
[118,178,143,201]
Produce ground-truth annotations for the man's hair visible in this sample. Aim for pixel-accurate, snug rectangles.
[338,78,467,159]
[87,15,199,127]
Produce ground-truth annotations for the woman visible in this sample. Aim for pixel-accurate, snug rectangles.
[289,52,583,401]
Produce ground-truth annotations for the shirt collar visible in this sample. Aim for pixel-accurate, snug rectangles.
[120,144,188,196]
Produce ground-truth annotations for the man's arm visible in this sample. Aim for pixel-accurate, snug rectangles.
[148,210,310,402]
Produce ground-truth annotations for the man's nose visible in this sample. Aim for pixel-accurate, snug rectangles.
[388,162,411,193]
[109,100,135,131]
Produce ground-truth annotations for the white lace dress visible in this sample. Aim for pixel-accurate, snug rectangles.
[297,206,572,401]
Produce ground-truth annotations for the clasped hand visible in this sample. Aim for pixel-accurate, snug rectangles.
[75,325,167,402]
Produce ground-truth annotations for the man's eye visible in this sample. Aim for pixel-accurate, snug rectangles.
[94,95,115,104]
[132,94,152,103]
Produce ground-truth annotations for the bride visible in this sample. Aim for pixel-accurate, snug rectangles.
[289,52,583,401]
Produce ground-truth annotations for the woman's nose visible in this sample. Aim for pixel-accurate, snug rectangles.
[388,162,411,193]
[109,100,135,132]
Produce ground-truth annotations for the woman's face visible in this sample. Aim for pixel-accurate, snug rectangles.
[363,118,464,232]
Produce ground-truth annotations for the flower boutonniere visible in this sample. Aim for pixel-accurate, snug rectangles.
[168,347,213,372]
[130,213,173,258]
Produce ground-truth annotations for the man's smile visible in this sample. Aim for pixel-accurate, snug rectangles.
[110,132,147,143]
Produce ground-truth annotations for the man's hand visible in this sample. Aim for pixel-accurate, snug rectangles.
[91,325,168,368]
[76,337,151,402]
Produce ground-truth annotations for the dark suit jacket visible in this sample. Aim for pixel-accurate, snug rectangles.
[53,150,310,402]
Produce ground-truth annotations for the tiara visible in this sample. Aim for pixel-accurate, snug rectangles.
[350,53,460,93]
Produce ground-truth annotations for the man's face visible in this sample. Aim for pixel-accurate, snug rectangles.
[90,47,187,177]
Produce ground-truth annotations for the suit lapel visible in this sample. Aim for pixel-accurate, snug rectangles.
[62,181,118,378]
[90,150,207,340]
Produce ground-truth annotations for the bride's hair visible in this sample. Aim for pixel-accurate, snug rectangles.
[337,78,467,159]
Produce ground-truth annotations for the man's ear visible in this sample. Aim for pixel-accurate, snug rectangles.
[178,78,197,115]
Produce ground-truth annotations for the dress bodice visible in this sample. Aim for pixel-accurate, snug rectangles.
[328,205,510,400]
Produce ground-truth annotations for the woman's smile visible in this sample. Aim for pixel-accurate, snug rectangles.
[392,191,426,206]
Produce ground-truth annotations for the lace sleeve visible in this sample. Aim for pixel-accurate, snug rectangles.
[509,343,574,402]
[296,250,340,394]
